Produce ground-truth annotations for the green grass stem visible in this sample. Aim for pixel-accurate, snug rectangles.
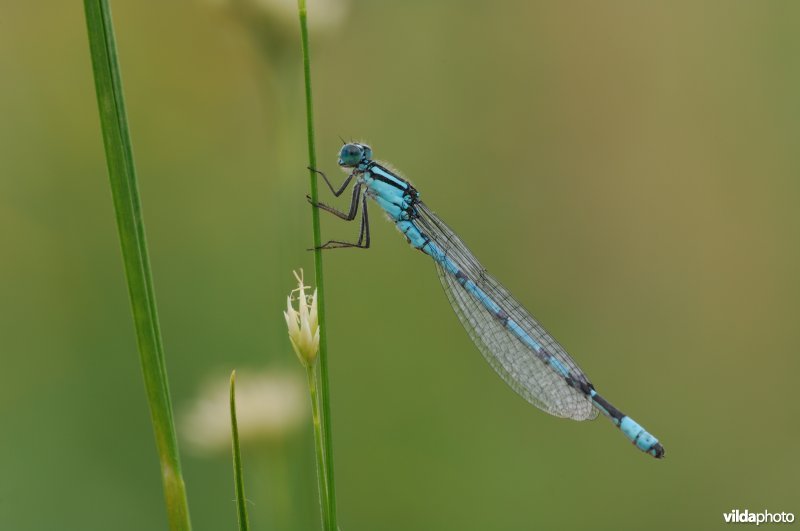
[297,1,338,530]
[306,365,331,530]
[229,372,251,531]
[83,2,191,529]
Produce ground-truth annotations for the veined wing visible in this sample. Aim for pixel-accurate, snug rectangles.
[415,202,598,421]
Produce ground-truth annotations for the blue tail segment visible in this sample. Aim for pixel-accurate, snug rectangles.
[312,142,666,459]
[590,390,665,458]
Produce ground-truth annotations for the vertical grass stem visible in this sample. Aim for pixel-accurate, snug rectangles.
[296,1,338,529]
[306,365,331,529]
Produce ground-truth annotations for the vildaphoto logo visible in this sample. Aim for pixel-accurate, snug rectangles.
[723,509,795,525]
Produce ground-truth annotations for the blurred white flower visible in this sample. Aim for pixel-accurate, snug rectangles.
[182,369,306,454]
[284,269,319,368]
[207,0,349,33]
[256,0,347,30]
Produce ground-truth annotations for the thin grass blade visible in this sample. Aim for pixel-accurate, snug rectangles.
[83,2,191,529]
[229,371,251,531]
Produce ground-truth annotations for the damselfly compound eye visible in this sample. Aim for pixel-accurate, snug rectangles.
[338,143,363,167]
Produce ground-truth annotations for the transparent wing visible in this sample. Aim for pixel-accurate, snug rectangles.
[416,202,598,421]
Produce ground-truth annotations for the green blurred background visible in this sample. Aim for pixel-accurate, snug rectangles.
[2,1,799,530]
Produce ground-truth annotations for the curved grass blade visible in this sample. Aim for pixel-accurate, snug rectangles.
[83,1,192,528]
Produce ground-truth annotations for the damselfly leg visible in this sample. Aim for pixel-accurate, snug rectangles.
[306,182,362,220]
[308,167,354,197]
[307,169,371,250]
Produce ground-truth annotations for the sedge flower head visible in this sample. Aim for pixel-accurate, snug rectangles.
[284,269,319,367]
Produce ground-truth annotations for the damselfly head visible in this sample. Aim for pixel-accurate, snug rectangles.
[338,142,372,167]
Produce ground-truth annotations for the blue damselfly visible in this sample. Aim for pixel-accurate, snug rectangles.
[308,142,665,458]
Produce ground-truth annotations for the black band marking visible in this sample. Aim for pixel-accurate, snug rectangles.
[496,309,509,326]
[369,163,408,191]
